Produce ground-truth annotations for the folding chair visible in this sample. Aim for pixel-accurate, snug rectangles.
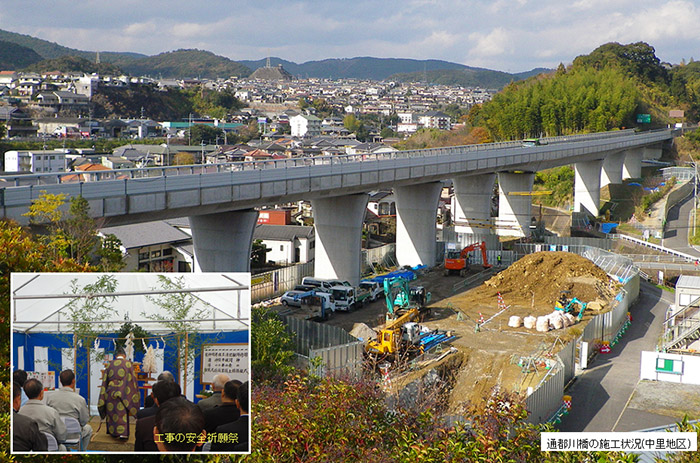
[61,416,82,451]
[43,432,58,451]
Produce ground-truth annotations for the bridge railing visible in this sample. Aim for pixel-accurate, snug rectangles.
[0,128,674,188]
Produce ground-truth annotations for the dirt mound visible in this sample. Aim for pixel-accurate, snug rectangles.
[481,251,616,308]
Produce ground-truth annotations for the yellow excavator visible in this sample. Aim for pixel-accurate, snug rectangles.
[365,308,420,356]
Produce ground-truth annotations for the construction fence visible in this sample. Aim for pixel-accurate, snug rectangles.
[281,315,364,378]
[512,243,640,423]
[251,261,314,303]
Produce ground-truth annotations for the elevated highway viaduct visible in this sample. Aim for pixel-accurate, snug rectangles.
[0,129,676,284]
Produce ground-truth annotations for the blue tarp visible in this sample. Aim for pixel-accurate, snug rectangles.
[371,269,416,283]
[600,222,618,234]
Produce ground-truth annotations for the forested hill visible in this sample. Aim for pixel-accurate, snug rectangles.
[0,29,144,63]
[114,49,252,79]
[0,40,43,70]
[388,67,549,89]
[470,42,700,141]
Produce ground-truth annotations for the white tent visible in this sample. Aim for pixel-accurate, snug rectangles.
[11,272,250,405]
[12,273,250,333]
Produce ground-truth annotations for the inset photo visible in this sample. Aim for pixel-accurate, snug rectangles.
[11,272,251,454]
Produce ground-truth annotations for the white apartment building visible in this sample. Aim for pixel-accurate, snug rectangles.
[4,150,67,174]
[290,114,322,137]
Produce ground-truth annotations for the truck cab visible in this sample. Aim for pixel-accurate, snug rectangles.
[359,280,383,301]
[330,285,356,311]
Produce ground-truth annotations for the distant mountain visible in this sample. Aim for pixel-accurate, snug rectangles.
[116,49,251,79]
[23,56,123,75]
[0,40,43,70]
[239,56,469,80]
[0,29,145,62]
[0,28,546,85]
[389,67,551,89]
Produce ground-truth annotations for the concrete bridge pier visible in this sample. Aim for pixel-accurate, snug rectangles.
[622,149,643,180]
[600,151,625,187]
[189,209,259,272]
[575,160,604,216]
[395,182,442,267]
[312,194,368,285]
[496,172,535,237]
[452,173,495,233]
[643,144,663,160]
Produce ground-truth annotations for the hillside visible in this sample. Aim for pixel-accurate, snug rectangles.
[469,42,700,141]
[389,67,550,89]
[0,40,43,70]
[240,56,475,81]
[0,29,145,62]
[102,49,251,79]
[22,56,122,75]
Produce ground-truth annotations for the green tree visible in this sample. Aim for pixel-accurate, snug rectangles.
[143,276,213,383]
[250,305,294,378]
[188,124,224,145]
[237,120,260,143]
[251,239,270,267]
[0,122,6,139]
[173,152,195,165]
[343,114,362,133]
[23,192,125,269]
[380,126,397,139]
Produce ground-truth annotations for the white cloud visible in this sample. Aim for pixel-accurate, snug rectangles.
[468,27,511,58]
[2,0,699,73]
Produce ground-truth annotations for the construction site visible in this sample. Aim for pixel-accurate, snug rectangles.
[271,244,630,421]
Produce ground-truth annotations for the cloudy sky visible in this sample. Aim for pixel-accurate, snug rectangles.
[2,0,699,72]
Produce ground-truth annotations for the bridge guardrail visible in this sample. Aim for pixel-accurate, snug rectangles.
[0,129,674,189]
[611,233,699,261]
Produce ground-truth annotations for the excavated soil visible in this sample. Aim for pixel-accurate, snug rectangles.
[419,251,621,412]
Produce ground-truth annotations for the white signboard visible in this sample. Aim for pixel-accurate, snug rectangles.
[200,343,249,384]
[27,371,56,390]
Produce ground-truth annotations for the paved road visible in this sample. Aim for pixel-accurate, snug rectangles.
[663,191,700,257]
[559,282,673,432]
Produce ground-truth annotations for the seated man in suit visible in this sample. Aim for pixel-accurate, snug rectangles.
[46,369,93,450]
[19,379,67,450]
[202,380,241,433]
[154,397,206,452]
[134,379,182,451]
[12,382,48,451]
[142,371,175,411]
[196,373,229,412]
[211,381,249,452]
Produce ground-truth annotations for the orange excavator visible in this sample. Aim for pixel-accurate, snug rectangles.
[444,241,491,277]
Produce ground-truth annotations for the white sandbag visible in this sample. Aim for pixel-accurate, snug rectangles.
[536,316,550,332]
[561,314,572,327]
[508,316,522,328]
[523,316,537,329]
[550,313,564,330]
[564,313,577,325]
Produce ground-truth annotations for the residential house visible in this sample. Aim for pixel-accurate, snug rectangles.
[36,91,89,111]
[418,110,451,130]
[99,221,194,272]
[4,150,67,173]
[346,142,397,155]
[0,106,37,138]
[290,114,321,137]
[253,224,315,264]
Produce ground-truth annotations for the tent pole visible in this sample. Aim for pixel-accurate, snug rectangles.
[184,332,189,396]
